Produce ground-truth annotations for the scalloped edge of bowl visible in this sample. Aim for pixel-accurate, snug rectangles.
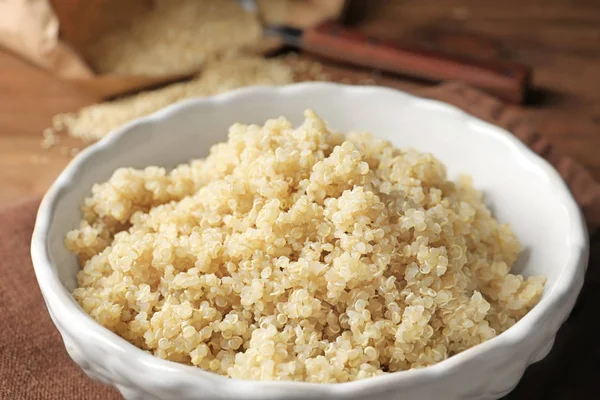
[31,83,589,399]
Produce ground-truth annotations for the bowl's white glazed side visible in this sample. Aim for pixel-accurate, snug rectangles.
[32,84,588,400]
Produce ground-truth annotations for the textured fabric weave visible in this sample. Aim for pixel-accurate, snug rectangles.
[0,197,121,400]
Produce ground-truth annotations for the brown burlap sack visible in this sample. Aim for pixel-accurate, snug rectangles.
[0,84,598,400]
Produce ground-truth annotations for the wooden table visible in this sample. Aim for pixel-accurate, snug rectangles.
[1,0,600,205]
[0,1,598,399]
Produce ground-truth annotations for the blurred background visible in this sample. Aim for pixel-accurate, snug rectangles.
[0,1,599,397]
[0,0,599,206]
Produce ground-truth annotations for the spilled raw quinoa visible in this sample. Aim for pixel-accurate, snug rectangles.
[66,110,545,382]
[51,56,296,142]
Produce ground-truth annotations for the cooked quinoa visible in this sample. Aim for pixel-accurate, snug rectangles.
[66,110,545,382]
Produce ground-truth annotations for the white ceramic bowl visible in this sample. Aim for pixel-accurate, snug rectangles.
[32,83,588,400]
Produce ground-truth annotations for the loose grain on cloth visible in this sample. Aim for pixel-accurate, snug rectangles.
[2,84,600,398]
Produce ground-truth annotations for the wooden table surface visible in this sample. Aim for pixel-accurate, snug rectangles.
[1,0,600,205]
[0,0,598,399]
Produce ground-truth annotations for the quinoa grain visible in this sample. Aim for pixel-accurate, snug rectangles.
[67,110,545,382]
[82,0,262,76]
[53,57,294,142]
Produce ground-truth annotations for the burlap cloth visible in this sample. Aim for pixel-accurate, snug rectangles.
[1,84,598,400]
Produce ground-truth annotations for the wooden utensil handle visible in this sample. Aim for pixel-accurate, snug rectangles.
[302,21,531,103]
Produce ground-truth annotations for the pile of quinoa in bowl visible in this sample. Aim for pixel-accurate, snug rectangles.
[65,110,545,383]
